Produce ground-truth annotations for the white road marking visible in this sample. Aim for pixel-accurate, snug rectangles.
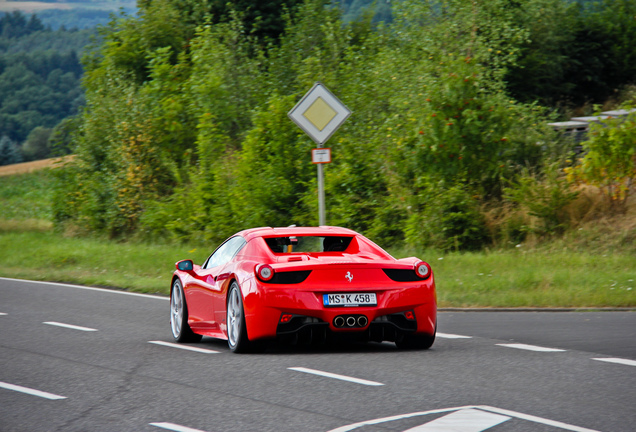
[0,312,6,315]
[592,357,636,367]
[43,321,98,332]
[148,341,219,354]
[496,343,565,352]
[0,381,67,400]
[327,405,601,432]
[404,408,510,431]
[327,407,472,432]
[149,422,208,432]
[288,367,384,386]
[437,332,472,339]
[478,406,601,432]
[0,277,168,301]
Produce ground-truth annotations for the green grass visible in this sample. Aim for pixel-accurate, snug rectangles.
[0,227,633,307]
[0,170,54,221]
[0,170,634,306]
[423,250,635,308]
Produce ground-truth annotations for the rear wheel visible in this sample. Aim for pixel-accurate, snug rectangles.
[170,278,202,343]
[396,326,436,350]
[227,282,261,353]
[227,282,248,352]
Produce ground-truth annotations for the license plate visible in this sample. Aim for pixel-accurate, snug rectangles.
[323,293,377,307]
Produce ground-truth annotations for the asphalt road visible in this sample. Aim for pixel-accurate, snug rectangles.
[1,277,634,432]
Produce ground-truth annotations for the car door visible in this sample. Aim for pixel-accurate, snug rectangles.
[185,236,246,334]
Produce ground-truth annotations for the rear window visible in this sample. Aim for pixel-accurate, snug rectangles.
[264,236,353,253]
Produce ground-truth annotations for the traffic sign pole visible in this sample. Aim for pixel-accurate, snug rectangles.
[311,148,330,226]
[317,162,325,226]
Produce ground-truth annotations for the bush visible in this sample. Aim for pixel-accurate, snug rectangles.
[567,108,636,214]
[406,183,489,252]
[504,165,579,236]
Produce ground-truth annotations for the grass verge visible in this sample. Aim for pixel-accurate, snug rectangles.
[0,230,209,294]
[0,227,633,307]
[427,249,634,307]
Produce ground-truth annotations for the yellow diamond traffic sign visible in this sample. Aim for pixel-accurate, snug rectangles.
[288,82,351,145]
[304,97,337,131]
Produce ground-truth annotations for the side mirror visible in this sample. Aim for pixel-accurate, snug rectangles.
[176,260,193,271]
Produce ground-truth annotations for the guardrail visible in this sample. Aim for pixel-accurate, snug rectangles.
[548,108,636,143]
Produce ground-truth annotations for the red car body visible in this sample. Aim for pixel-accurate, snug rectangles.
[170,226,436,352]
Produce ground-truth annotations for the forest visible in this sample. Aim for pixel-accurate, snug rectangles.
[2,0,635,252]
[0,11,94,164]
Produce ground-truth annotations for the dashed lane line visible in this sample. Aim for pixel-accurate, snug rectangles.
[0,381,67,400]
[592,357,636,367]
[289,367,384,386]
[43,321,98,332]
[148,341,220,354]
[496,343,566,352]
[437,332,472,339]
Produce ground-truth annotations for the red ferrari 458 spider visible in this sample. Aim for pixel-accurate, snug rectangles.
[170,226,436,352]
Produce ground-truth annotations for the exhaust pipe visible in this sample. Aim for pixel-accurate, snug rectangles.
[334,316,345,328]
[334,314,368,328]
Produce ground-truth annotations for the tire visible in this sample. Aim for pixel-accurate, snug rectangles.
[395,326,436,350]
[226,282,255,353]
[170,278,202,343]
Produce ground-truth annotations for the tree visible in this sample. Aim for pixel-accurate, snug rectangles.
[148,0,307,44]
[504,0,580,106]
[22,126,52,161]
[0,135,22,166]
[53,0,563,248]
[504,0,636,108]
[88,1,188,85]
[0,18,88,144]
[231,94,315,228]
[48,116,78,156]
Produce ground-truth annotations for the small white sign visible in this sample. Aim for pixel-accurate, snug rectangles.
[312,148,331,164]
[288,82,351,145]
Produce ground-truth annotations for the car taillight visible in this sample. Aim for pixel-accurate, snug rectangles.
[414,261,432,279]
[255,264,274,282]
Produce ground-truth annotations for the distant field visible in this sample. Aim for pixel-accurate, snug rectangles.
[0,1,71,12]
[0,1,134,12]
[0,156,74,177]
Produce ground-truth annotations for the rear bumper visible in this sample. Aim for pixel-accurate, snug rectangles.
[243,280,437,342]
[275,310,429,345]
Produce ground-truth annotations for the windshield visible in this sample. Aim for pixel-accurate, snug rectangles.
[264,236,353,253]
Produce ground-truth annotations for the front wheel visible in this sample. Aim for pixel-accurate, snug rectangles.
[170,278,202,343]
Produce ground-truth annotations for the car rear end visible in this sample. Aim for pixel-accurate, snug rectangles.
[245,258,436,347]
